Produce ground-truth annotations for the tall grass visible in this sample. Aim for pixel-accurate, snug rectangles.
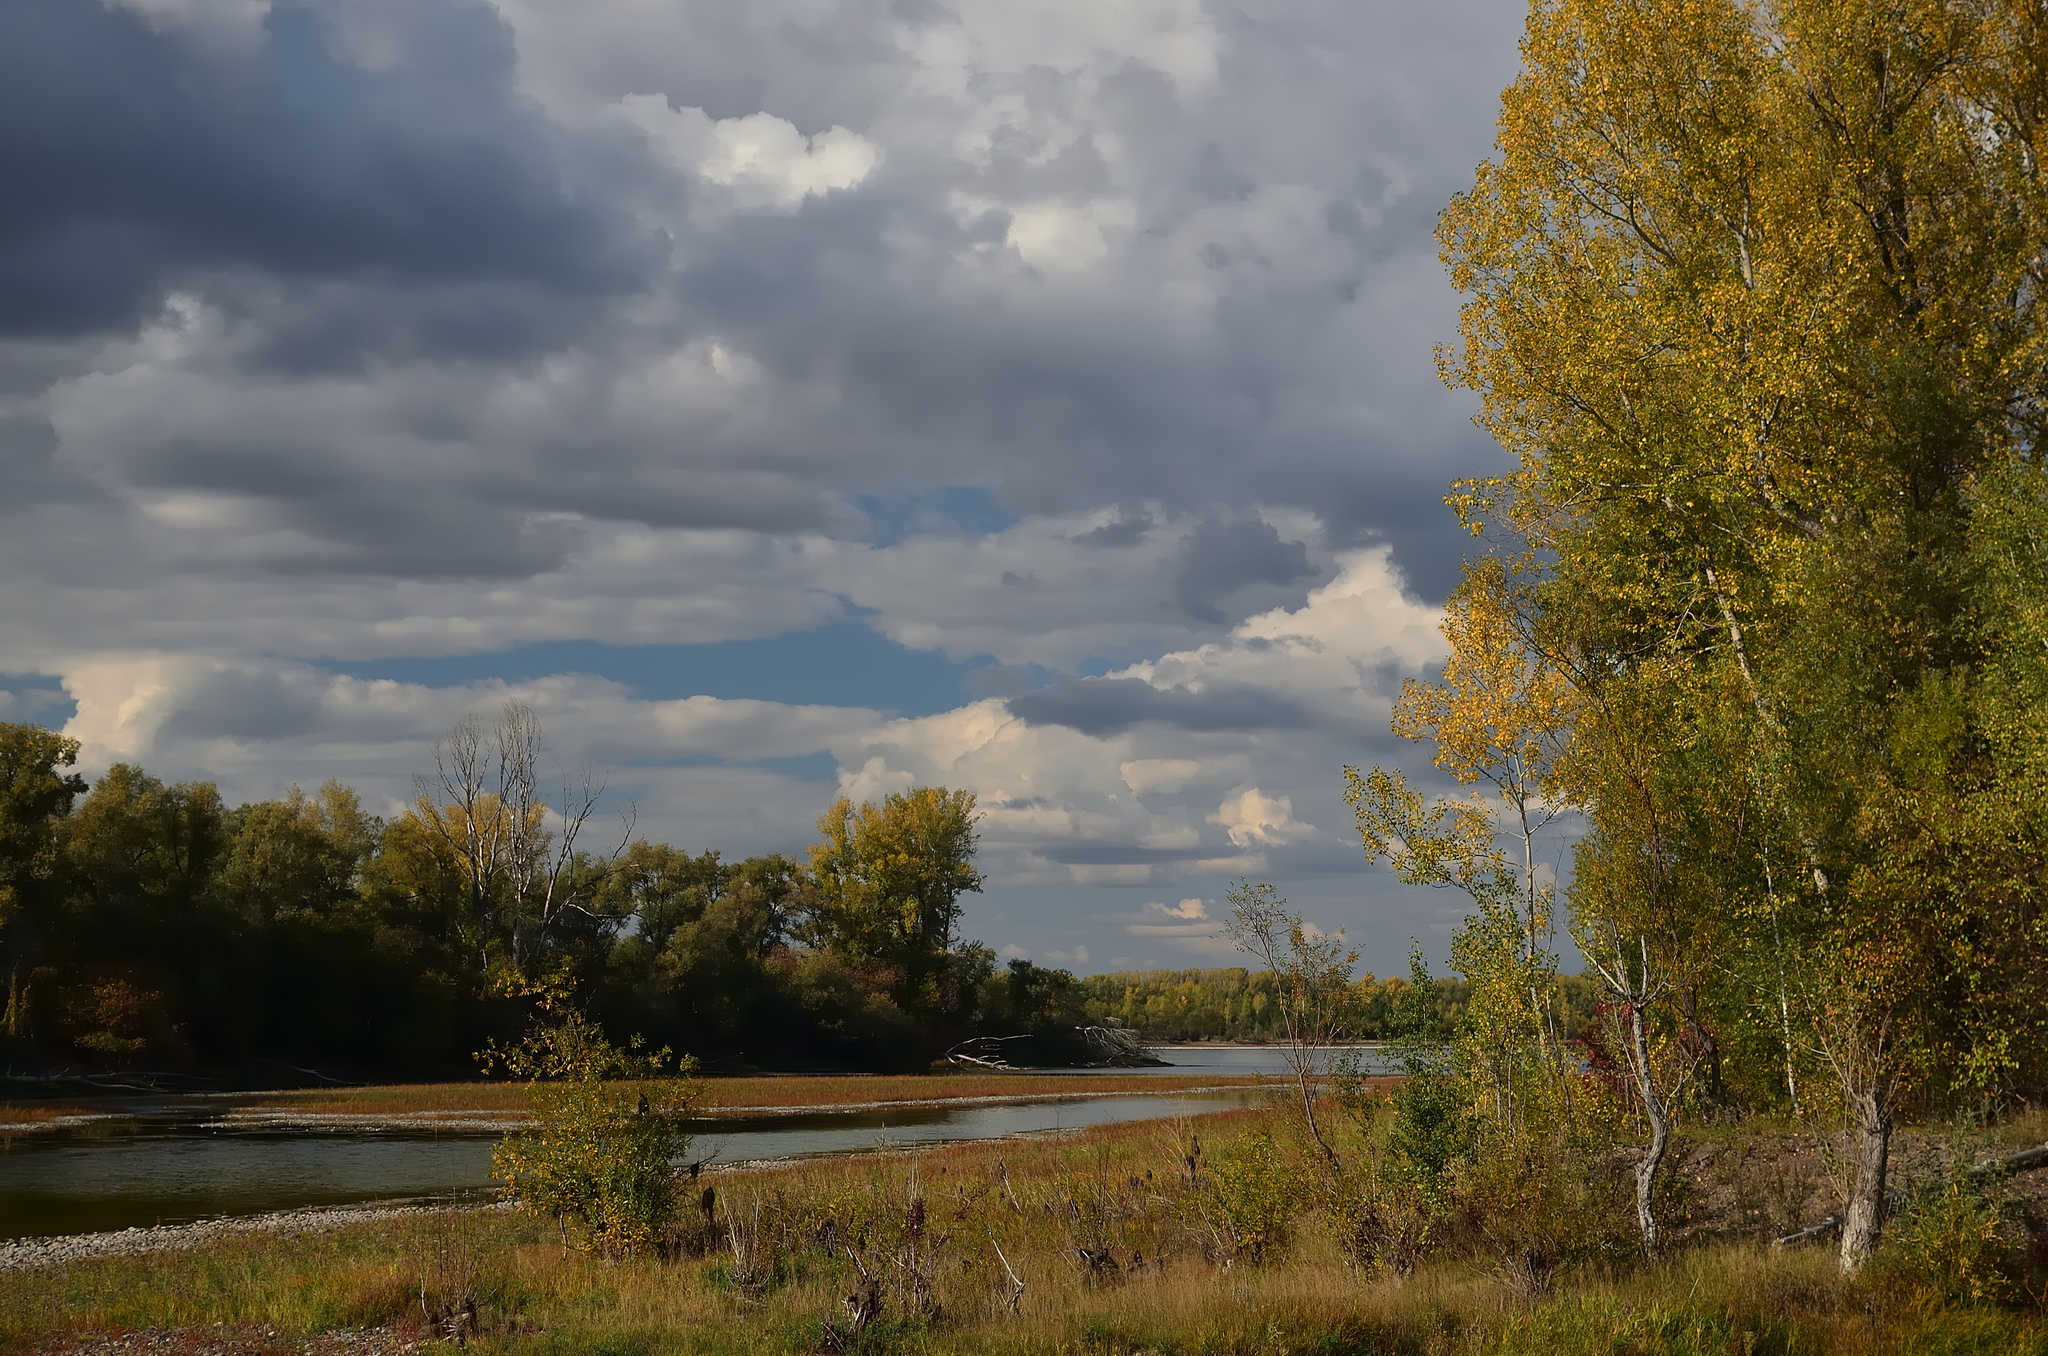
[5,1102,2043,1355]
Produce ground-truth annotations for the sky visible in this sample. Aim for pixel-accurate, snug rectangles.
[0,0,1542,978]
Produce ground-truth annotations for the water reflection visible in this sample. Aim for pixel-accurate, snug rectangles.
[1,1090,1265,1241]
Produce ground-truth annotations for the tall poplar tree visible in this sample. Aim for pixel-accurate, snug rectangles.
[1439,0,2048,1267]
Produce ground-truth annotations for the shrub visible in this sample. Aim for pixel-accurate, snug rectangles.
[1202,1128,1304,1265]
[481,987,698,1259]
[1875,1174,2028,1308]
[1456,1131,1636,1291]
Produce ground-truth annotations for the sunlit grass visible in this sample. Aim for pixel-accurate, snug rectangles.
[7,1099,2043,1355]
[0,1104,96,1127]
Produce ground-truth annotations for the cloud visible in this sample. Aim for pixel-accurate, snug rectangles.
[1209,787,1314,847]
[1148,897,1208,920]
[613,97,878,209]
[1120,898,1232,956]
[0,0,1531,976]
[1174,518,1316,624]
[1007,677,1319,737]
[0,0,650,341]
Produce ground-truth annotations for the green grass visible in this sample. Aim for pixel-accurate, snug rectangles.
[6,1104,2043,1355]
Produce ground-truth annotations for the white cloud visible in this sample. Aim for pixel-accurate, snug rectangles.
[1146,898,1208,920]
[1209,786,1312,847]
[1119,758,1205,796]
[614,97,878,209]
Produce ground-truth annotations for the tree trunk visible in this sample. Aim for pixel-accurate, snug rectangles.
[1628,999,1669,1254]
[1838,1084,1891,1270]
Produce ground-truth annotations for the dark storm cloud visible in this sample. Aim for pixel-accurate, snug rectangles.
[1173,518,1316,623]
[0,0,1525,645]
[1070,510,1154,548]
[0,0,653,341]
[1006,676,1319,736]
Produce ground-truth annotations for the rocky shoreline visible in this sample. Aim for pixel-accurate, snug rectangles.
[0,1200,511,1275]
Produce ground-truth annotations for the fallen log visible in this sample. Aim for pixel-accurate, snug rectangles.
[1772,1141,2048,1249]
[1966,1141,2048,1181]
[1771,1213,1841,1248]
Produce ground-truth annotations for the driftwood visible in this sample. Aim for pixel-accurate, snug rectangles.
[1965,1141,2048,1181]
[942,1023,1157,1070]
[1773,1140,2048,1249]
[943,1034,1034,1070]
[1770,1213,1843,1248]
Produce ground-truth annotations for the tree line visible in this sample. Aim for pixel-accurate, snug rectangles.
[0,705,1105,1078]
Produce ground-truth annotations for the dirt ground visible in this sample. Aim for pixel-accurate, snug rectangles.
[1661,1125,2048,1245]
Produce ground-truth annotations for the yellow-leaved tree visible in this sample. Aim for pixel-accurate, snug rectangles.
[1438,0,2048,1268]
[1347,554,1576,1150]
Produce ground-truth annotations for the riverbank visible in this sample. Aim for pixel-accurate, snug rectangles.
[0,1200,513,1275]
[8,1105,2048,1355]
[1,1071,1292,1134]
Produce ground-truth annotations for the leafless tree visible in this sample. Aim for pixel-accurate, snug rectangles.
[1584,929,1699,1256]
[1223,879,1357,1167]
[418,700,632,975]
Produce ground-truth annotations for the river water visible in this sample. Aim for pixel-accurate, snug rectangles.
[1,1046,1389,1240]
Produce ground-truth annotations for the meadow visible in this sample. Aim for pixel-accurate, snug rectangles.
[8,1096,2046,1355]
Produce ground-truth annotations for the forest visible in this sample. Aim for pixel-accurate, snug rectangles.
[0,713,1133,1078]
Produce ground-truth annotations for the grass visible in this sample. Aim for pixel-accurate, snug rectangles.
[0,1104,97,1127]
[230,1071,1292,1118]
[8,1100,2045,1355]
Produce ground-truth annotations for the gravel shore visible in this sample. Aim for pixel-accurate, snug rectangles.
[24,1322,438,1354]
[0,1200,509,1274]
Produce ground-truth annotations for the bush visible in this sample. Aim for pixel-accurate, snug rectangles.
[1202,1128,1304,1265]
[1455,1131,1636,1292]
[482,988,698,1259]
[1875,1174,2029,1308]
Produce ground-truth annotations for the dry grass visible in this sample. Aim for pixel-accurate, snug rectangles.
[238,1072,1288,1118]
[7,1100,2046,1355]
[0,1104,97,1128]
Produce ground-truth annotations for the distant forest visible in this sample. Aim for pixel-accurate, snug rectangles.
[1079,967,1601,1045]
[1,707,1471,1083]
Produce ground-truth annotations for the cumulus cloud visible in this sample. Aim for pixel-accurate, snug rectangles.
[1209,787,1314,847]
[1121,897,1233,956]
[614,97,878,209]
[0,0,1527,972]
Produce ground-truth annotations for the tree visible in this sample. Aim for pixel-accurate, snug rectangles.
[482,980,697,1259]
[219,781,381,924]
[802,787,984,1023]
[1437,0,2048,1268]
[1222,880,1357,1165]
[415,701,623,980]
[0,723,87,1038]
[1344,766,1563,1141]
[1392,554,1574,971]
